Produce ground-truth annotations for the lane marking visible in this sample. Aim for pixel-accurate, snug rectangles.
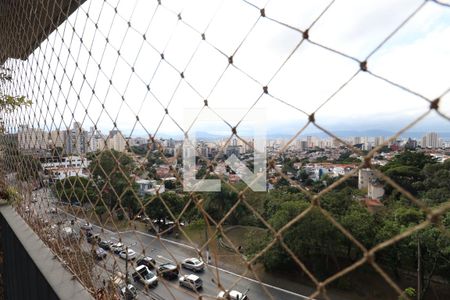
[156,254,175,263]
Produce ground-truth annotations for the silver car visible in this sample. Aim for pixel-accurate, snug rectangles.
[217,290,248,300]
[132,265,158,287]
[181,257,205,272]
[179,274,202,291]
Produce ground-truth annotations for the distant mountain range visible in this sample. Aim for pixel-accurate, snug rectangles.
[155,129,450,140]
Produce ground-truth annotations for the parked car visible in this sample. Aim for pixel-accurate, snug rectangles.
[179,274,202,291]
[87,233,101,244]
[181,258,204,272]
[148,218,175,234]
[136,215,151,224]
[132,265,158,287]
[217,290,248,300]
[136,256,156,269]
[99,240,113,251]
[111,242,124,254]
[157,262,179,280]
[81,222,93,230]
[60,226,78,239]
[92,247,107,260]
[120,284,137,299]
[119,248,136,260]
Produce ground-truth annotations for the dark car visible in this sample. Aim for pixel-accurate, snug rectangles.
[157,263,179,280]
[87,233,101,244]
[136,256,156,269]
[86,230,93,238]
[148,221,174,235]
[99,240,113,250]
[92,247,107,260]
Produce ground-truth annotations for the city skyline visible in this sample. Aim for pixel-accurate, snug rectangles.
[15,119,450,155]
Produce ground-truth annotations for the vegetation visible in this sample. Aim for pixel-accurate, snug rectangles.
[54,176,97,204]
[88,149,139,217]
[144,191,184,220]
[241,151,449,298]
[333,151,361,164]
[49,145,450,298]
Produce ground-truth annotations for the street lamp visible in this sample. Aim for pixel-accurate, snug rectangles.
[109,237,137,285]
[125,241,137,284]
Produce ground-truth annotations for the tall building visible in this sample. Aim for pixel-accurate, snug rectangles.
[18,125,48,150]
[423,132,439,148]
[107,129,126,152]
[49,129,67,149]
[72,121,88,154]
[374,136,384,147]
[300,140,308,151]
[405,138,417,150]
[87,127,106,152]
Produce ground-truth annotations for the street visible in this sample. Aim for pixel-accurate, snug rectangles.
[29,188,313,300]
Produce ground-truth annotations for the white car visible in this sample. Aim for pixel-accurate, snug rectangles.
[119,248,136,260]
[217,290,248,300]
[179,274,202,291]
[111,242,124,253]
[182,258,205,272]
[120,284,137,299]
[81,222,93,230]
[132,265,158,287]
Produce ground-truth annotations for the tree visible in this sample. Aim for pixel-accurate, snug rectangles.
[203,184,243,223]
[414,223,450,298]
[164,180,176,190]
[340,203,377,258]
[145,191,184,221]
[384,166,423,196]
[95,205,107,222]
[130,144,147,156]
[0,68,28,191]
[120,186,140,218]
[382,151,436,171]
[16,154,42,182]
[334,151,360,164]
[54,176,98,204]
[90,149,134,179]
[89,149,138,212]
[0,67,32,133]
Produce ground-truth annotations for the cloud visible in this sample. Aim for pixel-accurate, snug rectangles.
[9,0,449,138]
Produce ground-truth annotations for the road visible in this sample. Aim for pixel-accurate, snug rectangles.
[29,187,315,300]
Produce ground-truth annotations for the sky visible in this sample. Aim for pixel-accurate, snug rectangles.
[5,0,450,139]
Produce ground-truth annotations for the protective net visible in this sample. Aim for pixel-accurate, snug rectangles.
[1,0,450,299]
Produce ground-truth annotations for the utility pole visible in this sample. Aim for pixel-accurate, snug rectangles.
[417,236,421,300]
[205,223,209,264]
[125,246,129,284]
